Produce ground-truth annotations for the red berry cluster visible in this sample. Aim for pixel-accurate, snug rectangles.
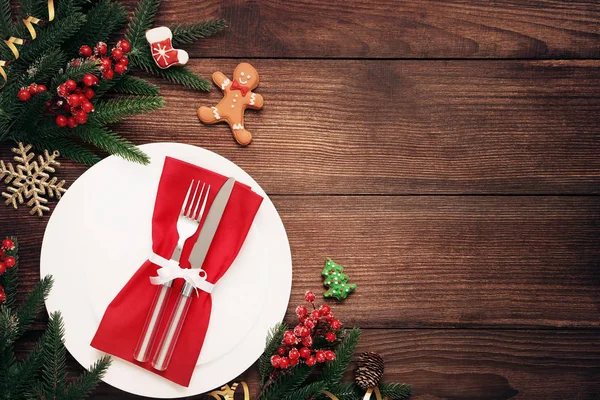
[52,76,98,128]
[18,83,48,102]
[79,39,130,80]
[0,238,17,304]
[270,291,341,369]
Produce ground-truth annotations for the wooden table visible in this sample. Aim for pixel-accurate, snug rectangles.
[3,1,600,399]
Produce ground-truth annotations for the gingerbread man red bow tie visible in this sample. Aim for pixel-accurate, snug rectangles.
[230,80,249,96]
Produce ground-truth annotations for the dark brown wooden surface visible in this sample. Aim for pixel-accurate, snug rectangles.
[3,0,600,399]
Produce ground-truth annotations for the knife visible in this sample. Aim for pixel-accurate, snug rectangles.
[151,177,236,371]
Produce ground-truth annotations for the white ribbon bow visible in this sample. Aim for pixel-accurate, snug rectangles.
[148,253,214,294]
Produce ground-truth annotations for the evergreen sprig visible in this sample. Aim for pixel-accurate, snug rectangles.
[111,75,160,96]
[259,322,288,385]
[125,0,160,50]
[170,19,227,46]
[259,365,312,400]
[321,328,361,385]
[91,96,164,125]
[0,237,110,399]
[378,382,412,400]
[77,124,151,164]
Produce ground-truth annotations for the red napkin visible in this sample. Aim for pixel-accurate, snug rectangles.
[91,156,263,386]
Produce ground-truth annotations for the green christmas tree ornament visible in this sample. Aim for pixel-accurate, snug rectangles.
[322,258,356,300]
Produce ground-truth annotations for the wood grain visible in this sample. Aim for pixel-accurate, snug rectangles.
[3,195,599,329]
[94,59,600,195]
[16,329,599,400]
[131,0,600,59]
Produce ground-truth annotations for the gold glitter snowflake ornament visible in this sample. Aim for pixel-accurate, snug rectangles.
[0,143,67,217]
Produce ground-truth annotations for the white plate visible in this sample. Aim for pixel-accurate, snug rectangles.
[41,143,292,398]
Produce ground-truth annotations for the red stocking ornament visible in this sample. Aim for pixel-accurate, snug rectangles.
[145,27,189,69]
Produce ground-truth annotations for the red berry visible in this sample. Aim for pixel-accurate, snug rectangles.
[28,84,38,95]
[0,249,5,259]
[65,79,77,92]
[296,305,308,317]
[283,331,297,346]
[102,69,114,80]
[83,74,97,87]
[67,117,77,128]
[324,313,335,323]
[82,100,94,113]
[36,84,47,94]
[330,319,342,330]
[0,291,5,303]
[4,256,15,268]
[2,239,14,250]
[83,87,95,99]
[288,348,300,360]
[18,89,31,101]
[57,83,68,97]
[67,94,82,107]
[117,39,131,53]
[304,318,316,329]
[270,355,280,368]
[94,42,108,56]
[71,59,82,67]
[311,310,320,320]
[114,62,127,74]
[100,57,112,72]
[299,347,311,359]
[79,45,93,57]
[294,324,310,338]
[301,336,313,347]
[305,291,316,303]
[55,115,68,127]
[111,47,123,61]
[325,331,336,342]
[119,56,129,66]
[290,358,299,366]
[315,351,326,363]
[75,109,88,124]
[320,305,331,315]
[279,357,290,369]
[305,356,316,367]
[324,350,336,361]
[277,346,287,356]
[0,263,5,275]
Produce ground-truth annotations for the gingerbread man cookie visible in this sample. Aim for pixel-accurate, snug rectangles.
[198,62,264,146]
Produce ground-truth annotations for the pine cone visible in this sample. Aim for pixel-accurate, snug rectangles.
[354,352,385,390]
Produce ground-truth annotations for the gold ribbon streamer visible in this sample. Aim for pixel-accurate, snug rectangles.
[362,387,384,400]
[0,0,54,84]
[208,382,250,400]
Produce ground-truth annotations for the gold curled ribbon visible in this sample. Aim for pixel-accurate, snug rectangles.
[208,382,250,400]
[0,0,54,84]
[363,386,384,400]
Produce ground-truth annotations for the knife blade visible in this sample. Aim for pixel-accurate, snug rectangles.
[188,176,235,273]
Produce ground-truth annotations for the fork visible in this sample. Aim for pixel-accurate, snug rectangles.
[133,180,210,362]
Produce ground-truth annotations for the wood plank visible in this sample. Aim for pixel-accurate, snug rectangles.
[131,0,600,59]
[4,60,600,194]
[106,59,600,194]
[3,196,599,329]
[18,329,600,400]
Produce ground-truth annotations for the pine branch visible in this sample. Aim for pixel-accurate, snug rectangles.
[93,74,123,97]
[41,312,67,398]
[64,355,111,399]
[378,382,412,400]
[16,275,53,337]
[130,49,211,91]
[111,75,159,96]
[11,331,45,397]
[25,48,68,84]
[70,0,127,49]
[11,93,51,141]
[19,13,88,63]
[317,382,362,400]
[52,58,101,87]
[91,95,164,125]
[260,364,312,400]
[125,0,160,51]
[0,0,11,39]
[321,328,361,385]
[77,124,150,164]
[259,323,288,384]
[288,381,328,400]
[170,19,227,46]
[0,306,19,346]
[30,136,102,165]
